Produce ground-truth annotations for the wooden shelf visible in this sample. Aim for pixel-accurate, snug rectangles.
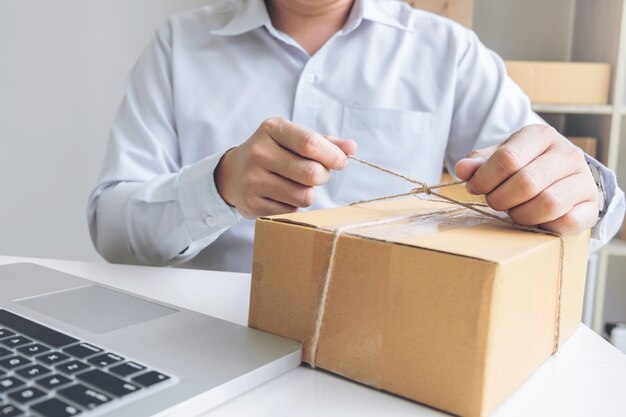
[532,103,613,115]
[608,237,626,256]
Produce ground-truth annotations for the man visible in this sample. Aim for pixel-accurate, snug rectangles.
[87,0,625,272]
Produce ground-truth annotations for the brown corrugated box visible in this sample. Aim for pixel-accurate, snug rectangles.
[568,136,598,159]
[405,0,474,28]
[505,61,611,105]
[249,198,590,417]
[438,172,486,204]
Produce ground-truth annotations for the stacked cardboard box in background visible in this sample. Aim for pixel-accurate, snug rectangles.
[249,198,590,417]
[505,61,611,105]
[404,0,474,28]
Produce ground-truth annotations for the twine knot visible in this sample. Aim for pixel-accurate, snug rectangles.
[413,186,431,195]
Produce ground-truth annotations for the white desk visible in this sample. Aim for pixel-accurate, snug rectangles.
[1,255,625,417]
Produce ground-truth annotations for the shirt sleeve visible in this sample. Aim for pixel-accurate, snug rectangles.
[86,21,240,266]
[445,28,625,246]
[586,154,626,250]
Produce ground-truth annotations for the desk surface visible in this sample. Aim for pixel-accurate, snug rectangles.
[1,255,625,417]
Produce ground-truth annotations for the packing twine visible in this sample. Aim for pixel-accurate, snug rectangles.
[308,155,565,368]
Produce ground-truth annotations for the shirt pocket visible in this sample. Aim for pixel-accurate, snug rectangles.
[330,105,436,205]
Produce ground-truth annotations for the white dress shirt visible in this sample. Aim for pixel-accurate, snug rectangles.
[87,0,625,272]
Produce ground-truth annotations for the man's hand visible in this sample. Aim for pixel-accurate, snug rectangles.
[455,124,599,234]
[215,117,357,218]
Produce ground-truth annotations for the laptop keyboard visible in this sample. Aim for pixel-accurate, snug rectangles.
[0,309,172,417]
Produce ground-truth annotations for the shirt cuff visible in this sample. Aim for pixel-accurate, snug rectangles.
[585,154,625,249]
[175,150,241,243]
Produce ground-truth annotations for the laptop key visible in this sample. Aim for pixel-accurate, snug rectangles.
[35,374,72,390]
[0,356,31,371]
[0,376,26,393]
[0,310,78,348]
[30,398,81,417]
[16,364,51,379]
[17,343,50,357]
[56,360,90,375]
[132,370,170,387]
[0,348,11,358]
[0,329,15,340]
[0,337,32,349]
[63,343,102,359]
[0,404,23,417]
[77,369,140,397]
[8,386,46,404]
[36,352,70,366]
[109,361,145,377]
[58,383,111,409]
[87,353,123,368]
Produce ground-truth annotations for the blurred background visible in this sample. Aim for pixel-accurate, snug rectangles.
[1,0,625,346]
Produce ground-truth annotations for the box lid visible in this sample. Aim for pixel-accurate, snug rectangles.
[262,197,558,264]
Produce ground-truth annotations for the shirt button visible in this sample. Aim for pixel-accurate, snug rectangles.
[205,216,217,227]
[305,73,317,83]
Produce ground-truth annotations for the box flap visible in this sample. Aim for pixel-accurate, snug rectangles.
[262,197,557,264]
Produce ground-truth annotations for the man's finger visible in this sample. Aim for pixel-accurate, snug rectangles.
[485,147,582,211]
[540,201,599,235]
[324,135,358,157]
[507,172,597,226]
[261,118,348,170]
[466,125,555,195]
[454,145,498,181]
[255,171,316,208]
[240,195,298,219]
[260,142,331,186]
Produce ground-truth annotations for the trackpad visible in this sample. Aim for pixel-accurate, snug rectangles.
[17,285,178,334]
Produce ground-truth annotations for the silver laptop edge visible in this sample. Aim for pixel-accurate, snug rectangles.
[0,263,302,417]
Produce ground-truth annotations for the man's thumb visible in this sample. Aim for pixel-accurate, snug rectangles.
[454,145,498,181]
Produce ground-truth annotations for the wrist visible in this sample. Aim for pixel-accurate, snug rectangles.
[214,147,237,207]
[588,161,608,219]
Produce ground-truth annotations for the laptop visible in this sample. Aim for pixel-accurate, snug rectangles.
[0,263,302,417]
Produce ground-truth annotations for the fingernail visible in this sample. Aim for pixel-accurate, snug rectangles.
[468,156,487,164]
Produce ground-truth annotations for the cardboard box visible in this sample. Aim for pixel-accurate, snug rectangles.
[568,136,598,159]
[249,198,590,417]
[439,172,487,204]
[405,0,474,28]
[505,61,611,105]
